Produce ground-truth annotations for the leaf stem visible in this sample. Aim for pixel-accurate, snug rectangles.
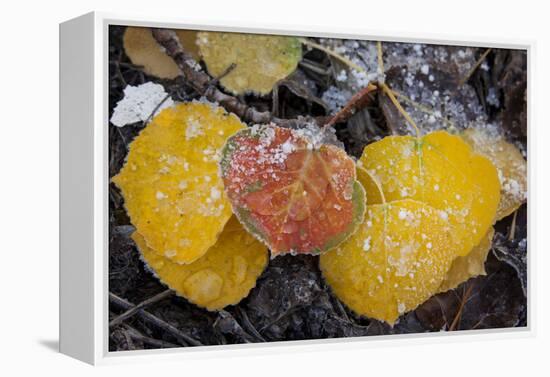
[377,41,420,137]
[302,38,422,137]
[299,38,366,73]
[377,41,385,74]
[380,82,421,137]
[458,48,492,86]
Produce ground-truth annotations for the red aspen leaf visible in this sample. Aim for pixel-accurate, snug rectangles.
[219,124,366,256]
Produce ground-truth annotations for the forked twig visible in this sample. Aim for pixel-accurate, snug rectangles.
[109,292,202,346]
[152,28,274,124]
[110,289,174,327]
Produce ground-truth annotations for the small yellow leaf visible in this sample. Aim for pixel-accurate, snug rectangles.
[438,227,495,293]
[112,102,245,264]
[356,164,385,205]
[133,217,268,311]
[359,131,500,257]
[320,199,458,325]
[123,27,199,79]
[197,31,302,95]
[461,128,527,220]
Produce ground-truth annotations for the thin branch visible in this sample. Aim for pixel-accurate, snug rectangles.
[380,82,421,137]
[109,292,203,346]
[144,93,173,125]
[377,41,385,74]
[391,89,456,130]
[110,289,174,327]
[209,63,237,87]
[151,28,275,124]
[508,210,518,241]
[323,84,378,128]
[459,48,492,86]
[122,325,179,348]
[449,284,474,331]
[299,38,365,72]
[236,307,266,342]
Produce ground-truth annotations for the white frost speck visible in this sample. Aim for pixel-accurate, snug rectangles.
[185,119,204,140]
[156,191,166,200]
[363,236,372,252]
[281,140,295,154]
[397,302,406,314]
[110,82,173,127]
[420,64,430,75]
[210,187,221,201]
[164,249,176,258]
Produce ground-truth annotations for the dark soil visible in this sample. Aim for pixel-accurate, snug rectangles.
[108,25,528,351]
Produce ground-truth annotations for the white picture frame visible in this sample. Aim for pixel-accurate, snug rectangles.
[59,11,534,365]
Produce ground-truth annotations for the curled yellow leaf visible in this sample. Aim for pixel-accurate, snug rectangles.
[461,128,527,220]
[133,217,268,311]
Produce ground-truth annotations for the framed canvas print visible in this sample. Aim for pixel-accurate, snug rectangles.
[59,12,531,365]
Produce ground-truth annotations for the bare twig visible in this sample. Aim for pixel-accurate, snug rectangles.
[323,84,378,129]
[459,48,492,86]
[151,28,275,124]
[508,210,518,241]
[110,289,174,327]
[109,292,202,346]
[300,38,365,72]
[377,41,385,74]
[123,325,179,348]
[380,83,420,137]
[449,284,474,331]
[236,307,266,342]
[209,63,237,87]
[144,93,174,125]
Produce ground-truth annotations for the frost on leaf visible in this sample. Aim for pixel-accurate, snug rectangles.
[320,199,458,325]
[461,128,527,220]
[110,82,174,127]
[133,217,268,311]
[359,130,501,257]
[438,227,495,293]
[123,26,199,79]
[112,102,245,264]
[219,124,366,256]
[197,31,302,95]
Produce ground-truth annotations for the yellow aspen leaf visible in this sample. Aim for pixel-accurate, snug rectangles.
[358,130,500,257]
[133,217,268,311]
[123,26,199,79]
[112,102,245,264]
[438,227,495,293]
[197,31,302,95]
[320,199,458,325]
[461,128,527,220]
